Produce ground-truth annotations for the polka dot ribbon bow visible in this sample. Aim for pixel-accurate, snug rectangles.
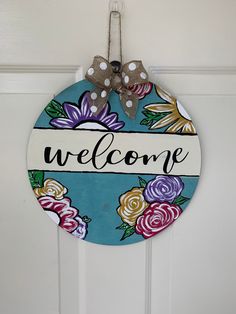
[85,56,149,119]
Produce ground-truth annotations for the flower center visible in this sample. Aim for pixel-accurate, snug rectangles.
[75,121,108,130]
[176,101,191,121]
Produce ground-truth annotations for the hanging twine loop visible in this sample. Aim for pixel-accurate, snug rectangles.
[85,8,149,119]
[108,10,122,65]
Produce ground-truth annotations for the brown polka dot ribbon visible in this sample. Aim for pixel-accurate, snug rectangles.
[85,55,149,119]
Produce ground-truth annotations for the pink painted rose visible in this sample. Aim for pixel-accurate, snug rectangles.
[129,82,153,99]
[135,202,182,239]
[38,196,87,239]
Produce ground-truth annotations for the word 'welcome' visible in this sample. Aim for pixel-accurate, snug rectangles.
[44,133,189,174]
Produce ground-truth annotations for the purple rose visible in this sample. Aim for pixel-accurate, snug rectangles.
[71,216,87,239]
[143,175,184,203]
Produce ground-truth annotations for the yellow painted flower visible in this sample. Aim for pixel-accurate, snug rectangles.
[117,188,148,226]
[34,179,67,200]
[144,85,196,134]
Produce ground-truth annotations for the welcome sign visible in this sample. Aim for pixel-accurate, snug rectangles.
[28,129,200,175]
[27,80,201,245]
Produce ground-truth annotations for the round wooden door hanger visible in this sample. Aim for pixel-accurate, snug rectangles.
[27,79,201,245]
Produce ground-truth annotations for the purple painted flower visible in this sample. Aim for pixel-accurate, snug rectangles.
[71,216,88,239]
[50,92,125,131]
[143,175,184,203]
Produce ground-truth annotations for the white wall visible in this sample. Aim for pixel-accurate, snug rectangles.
[0,1,236,314]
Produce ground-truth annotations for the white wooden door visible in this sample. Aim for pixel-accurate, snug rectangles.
[0,1,236,314]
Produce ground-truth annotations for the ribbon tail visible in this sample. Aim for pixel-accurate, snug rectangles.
[88,87,109,115]
[120,93,139,119]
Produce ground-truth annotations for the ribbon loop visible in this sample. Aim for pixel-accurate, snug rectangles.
[85,56,149,119]
[85,56,113,89]
[121,60,148,88]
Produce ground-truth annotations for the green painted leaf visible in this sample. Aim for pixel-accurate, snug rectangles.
[151,112,169,121]
[120,225,135,241]
[138,176,147,188]
[173,195,190,206]
[140,118,149,125]
[116,222,130,230]
[28,170,44,189]
[141,109,170,129]
[142,110,156,118]
[82,216,92,223]
[45,100,67,118]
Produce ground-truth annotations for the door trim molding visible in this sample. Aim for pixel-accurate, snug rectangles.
[150,66,236,75]
[1,65,235,95]
[0,64,236,75]
[0,65,81,73]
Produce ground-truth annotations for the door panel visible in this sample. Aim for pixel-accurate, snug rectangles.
[150,71,236,314]
[1,67,235,314]
[0,92,60,314]
[0,68,80,314]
